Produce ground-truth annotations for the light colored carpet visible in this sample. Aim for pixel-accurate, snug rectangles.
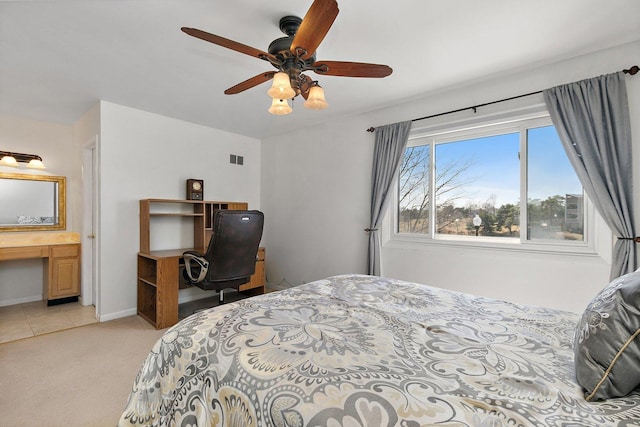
[0,315,166,427]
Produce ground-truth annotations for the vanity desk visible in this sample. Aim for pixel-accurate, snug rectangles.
[0,232,81,305]
[0,171,78,305]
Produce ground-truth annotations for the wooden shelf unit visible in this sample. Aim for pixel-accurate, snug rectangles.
[137,199,264,329]
[137,250,180,329]
[139,199,249,253]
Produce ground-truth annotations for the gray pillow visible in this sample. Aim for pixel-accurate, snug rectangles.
[574,271,640,401]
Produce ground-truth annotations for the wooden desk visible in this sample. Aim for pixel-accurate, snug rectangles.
[137,247,265,329]
[0,232,81,304]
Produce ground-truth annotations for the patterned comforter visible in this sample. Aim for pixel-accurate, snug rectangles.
[119,274,640,426]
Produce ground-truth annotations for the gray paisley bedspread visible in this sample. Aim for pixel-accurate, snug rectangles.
[119,274,640,426]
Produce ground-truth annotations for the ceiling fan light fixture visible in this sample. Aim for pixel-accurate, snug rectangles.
[267,72,296,100]
[268,98,292,115]
[304,83,328,110]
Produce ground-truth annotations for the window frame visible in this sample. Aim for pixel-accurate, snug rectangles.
[388,104,600,255]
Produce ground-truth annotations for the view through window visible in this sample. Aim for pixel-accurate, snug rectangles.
[398,119,585,243]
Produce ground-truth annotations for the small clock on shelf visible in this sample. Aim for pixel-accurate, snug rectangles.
[186,179,204,200]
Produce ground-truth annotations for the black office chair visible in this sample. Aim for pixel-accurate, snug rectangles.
[182,210,264,304]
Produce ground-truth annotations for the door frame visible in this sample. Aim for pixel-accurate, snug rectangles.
[81,135,100,316]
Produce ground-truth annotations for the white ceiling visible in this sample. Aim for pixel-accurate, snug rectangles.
[1,0,639,139]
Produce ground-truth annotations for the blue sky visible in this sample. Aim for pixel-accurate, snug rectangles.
[434,125,581,208]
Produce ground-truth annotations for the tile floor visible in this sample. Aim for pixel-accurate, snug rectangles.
[0,286,284,344]
[0,301,97,344]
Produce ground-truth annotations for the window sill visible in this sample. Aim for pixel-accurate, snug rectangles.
[386,233,599,257]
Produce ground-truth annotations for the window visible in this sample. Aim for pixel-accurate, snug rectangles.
[526,126,584,241]
[395,112,588,250]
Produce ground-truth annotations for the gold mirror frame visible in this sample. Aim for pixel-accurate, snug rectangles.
[0,172,66,232]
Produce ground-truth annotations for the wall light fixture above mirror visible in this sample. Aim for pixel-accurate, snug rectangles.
[0,150,46,169]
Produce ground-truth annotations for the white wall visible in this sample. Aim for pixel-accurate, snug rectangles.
[261,41,640,313]
[0,115,80,305]
[261,117,374,287]
[97,101,261,320]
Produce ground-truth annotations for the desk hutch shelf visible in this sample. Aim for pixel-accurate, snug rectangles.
[139,199,248,254]
[137,199,265,329]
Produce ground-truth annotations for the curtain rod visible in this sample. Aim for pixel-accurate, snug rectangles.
[366,65,639,133]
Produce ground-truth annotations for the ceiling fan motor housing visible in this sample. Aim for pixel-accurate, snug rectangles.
[278,16,302,36]
[268,15,317,68]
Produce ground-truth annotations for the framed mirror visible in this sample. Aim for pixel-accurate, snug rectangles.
[0,172,66,231]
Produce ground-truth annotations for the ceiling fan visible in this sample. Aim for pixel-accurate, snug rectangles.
[181,0,393,114]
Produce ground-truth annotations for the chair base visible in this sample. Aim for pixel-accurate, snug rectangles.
[181,289,241,317]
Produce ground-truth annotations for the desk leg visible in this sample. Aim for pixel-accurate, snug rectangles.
[155,257,179,329]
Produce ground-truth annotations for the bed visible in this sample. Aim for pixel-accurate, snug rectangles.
[119,274,640,426]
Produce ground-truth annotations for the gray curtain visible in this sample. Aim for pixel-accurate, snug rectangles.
[367,121,411,276]
[543,71,635,279]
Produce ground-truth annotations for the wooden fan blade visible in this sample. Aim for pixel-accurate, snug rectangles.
[313,61,393,78]
[290,0,339,60]
[224,72,276,95]
[181,27,276,63]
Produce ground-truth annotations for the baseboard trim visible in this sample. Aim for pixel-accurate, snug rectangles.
[0,295,42,307]
[98,308,137,323]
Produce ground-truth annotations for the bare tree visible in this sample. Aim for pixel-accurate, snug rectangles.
[434,158,475,231]
[398,146,430,233]
[398,145,475,233]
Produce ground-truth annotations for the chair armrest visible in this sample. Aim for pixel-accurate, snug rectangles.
[183,250,204,257]
[183,252,209,283]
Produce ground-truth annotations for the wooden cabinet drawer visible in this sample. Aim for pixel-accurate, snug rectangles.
[51,244,79,258]
[0,246,47,260]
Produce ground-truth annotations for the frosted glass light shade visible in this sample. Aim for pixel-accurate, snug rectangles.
[27,159,46,169]
[304,85,328,110]
[268,98,292,115]
[0,155,18,167]
[267,72,295,100]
